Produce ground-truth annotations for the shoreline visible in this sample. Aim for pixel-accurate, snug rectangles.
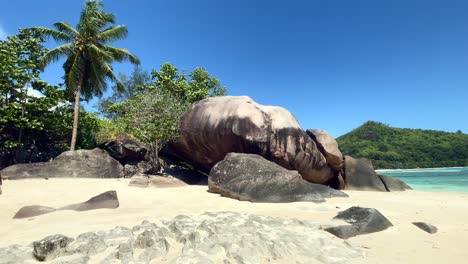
[1,178,468,263]
[376,166,467,172]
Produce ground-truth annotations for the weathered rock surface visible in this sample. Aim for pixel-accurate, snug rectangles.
[325,206,393,239]
[413,222,438,234]
[0,149,123,180]
[379,174,412,191]
[306,129,343,172]
[0,212,361,263]
[13,191,119,219]
[129,175,190,188]
[101,136,148,164]
[209,153,347,203]
[32,234,74,261]
[170,96,335,184]
[344,156,387,191]
[13,205,57,219]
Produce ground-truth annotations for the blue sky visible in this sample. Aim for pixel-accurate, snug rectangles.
[1,0,467,137]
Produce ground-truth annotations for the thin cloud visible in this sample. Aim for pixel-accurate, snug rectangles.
[0,24,8,40]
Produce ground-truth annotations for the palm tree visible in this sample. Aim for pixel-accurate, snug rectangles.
[30,0,140,150]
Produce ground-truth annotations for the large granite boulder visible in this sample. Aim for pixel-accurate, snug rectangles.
[306,129,343,172]
[0,149,123,180]
[208,153,347,202]
[170,96,335,184]
[343,156,387,191]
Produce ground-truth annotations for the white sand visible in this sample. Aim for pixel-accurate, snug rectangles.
[1,178,467,263]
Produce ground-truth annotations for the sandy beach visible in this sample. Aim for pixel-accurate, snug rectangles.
[1,178,467,263]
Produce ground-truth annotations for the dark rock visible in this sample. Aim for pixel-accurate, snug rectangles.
[123,160,152,178]
[413,222,438,234]
[170,96,336,185]
[13,205,56,219]
[344,156,387,191]
[379,174,412,191]
[13,191,119,219]
[325,206,393,239]
[60,190,119,211]
[101,136,148,164]
[306,129,343,172]
[208,153,347,203]
[0,149,123,180]
[32,234,74,261]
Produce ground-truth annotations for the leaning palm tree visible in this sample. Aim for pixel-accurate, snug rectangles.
[30,0,140,150]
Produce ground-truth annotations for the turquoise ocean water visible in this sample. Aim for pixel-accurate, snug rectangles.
[377,167,468,193]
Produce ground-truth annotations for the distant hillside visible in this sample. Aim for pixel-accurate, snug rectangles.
[336,121,468,169]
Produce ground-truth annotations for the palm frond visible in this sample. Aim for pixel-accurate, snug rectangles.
[53,22,80,36]
[88,44,114,62]
[67,53,85,92]
[41,43,74,69]
[78,0,115,34]
[102,45,140,64]
[96,25,128,42]
[28,27,73,43]
[100,61,124,92]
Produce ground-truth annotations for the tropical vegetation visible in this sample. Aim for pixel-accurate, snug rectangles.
[337,121,468,169]
[30,0,140,150]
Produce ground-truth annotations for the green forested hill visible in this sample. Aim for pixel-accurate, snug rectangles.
[336,121,468,169]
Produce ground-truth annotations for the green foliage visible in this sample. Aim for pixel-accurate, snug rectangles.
[97,62,227,172]
[29,0,139,150]
[150,62,227,104]
[0,30,102,168]
[98,66,152,119]
[337,121,468,169]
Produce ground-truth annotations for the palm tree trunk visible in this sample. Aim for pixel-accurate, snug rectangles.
[70,85,82,151]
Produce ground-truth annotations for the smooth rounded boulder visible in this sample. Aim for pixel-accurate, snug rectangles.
[0,148,123,180]
[170,96,335,184]
[343,156,387,191]
[208,153,347,202]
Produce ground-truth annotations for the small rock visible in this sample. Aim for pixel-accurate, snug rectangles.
[129,175,149,188]
[325,206,393,239]
[32,234,74,261]
[413,222,438,234]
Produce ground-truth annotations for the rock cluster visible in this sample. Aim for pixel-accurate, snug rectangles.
[170,96,335,185]
[0,212,361,263]
[344,156,412,191]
